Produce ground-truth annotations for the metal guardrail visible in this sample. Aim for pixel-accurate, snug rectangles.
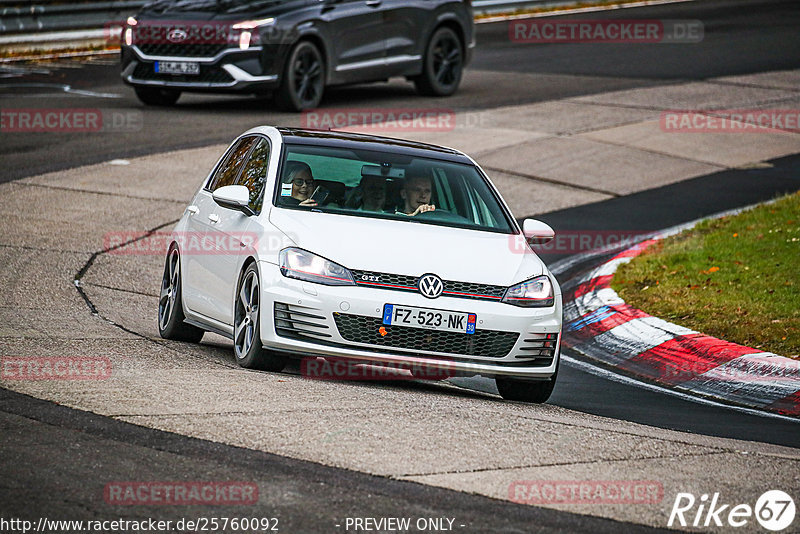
[473,0,571,14]
[1,1,147,34]
[0,0,582,35]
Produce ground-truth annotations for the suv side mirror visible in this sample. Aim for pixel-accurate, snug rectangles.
[212,185,254,216]
[522,219,555,244]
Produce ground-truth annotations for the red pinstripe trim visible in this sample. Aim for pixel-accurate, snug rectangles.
[355,281,415,290]
[355,281,501,300]
[443,290,502,300]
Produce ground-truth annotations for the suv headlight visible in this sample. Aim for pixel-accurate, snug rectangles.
[279,248,354,286]
[123,17,137,46]
[231,17,274,50]
[503,275,554,307]
[231,18,275,30]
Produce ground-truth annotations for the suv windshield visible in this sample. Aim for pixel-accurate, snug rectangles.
[274,144,514,234]
[144,0,282,13]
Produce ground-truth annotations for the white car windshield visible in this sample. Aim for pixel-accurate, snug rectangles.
[274,144,515,234]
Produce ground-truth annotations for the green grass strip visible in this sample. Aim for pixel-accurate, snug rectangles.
[612,191,800,359]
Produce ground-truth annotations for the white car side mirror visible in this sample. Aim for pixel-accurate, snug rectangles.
[522,219,555,244]
[212,185,253,215]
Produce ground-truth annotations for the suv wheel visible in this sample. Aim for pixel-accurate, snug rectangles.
[275,41,325,112]
[414,27,463,97]
[135,87,181,106]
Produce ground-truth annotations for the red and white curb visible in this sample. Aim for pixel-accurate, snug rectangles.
[561,239,800,417]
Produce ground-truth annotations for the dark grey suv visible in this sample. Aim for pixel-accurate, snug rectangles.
[121,0,474,110]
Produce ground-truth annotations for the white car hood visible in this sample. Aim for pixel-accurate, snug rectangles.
[269,209,545,287]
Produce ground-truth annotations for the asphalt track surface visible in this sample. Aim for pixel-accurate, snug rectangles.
[2,0,800,531]
[1,387,666,533]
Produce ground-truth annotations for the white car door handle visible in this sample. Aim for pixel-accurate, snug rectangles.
[187,205,199,215]
[208,214,220,224]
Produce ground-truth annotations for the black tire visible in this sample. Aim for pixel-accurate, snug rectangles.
[158,246,205,343]
[414,26,463,97]
[135,87,181,106]
[233,263,288,372]
[275,41,325,112]
[496,360,559,403]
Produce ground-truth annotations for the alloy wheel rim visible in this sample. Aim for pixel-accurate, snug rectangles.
[292,47,322,106]
[432,35,461,87]
[235,271,259,358]
[158,249,179,331]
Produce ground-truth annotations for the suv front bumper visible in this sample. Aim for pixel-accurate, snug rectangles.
[121,45,281,93]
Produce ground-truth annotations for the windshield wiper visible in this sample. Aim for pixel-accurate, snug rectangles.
[145,0,173,13]
[226,0,282,14]
[146,0,224,12]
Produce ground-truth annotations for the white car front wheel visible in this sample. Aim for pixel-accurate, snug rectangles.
[234,263,287,372]
[496,361,559,403]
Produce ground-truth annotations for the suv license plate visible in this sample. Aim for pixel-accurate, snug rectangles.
[155,61,200,75]
[382,304,476,334]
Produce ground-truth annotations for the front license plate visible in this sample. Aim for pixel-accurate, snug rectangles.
[155,61,200,75]
[383,304,476,335]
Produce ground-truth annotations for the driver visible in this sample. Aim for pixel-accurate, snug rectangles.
[398,175,436,216]
[281,161,318,207]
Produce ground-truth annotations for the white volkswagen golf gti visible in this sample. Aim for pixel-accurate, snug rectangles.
[158,126,563,402]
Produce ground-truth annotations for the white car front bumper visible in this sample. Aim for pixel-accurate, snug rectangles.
[258,262,562,379]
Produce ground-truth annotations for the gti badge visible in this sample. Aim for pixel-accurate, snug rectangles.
[418,274,444,299]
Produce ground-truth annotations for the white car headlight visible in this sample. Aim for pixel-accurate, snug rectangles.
[279,248,354,286]
[503,275,554,307]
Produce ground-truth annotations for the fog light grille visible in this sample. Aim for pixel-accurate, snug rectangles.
[274,302,331,340]
[514,332,559,366]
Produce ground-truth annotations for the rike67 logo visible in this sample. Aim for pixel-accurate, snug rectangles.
[669,490,795,531]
